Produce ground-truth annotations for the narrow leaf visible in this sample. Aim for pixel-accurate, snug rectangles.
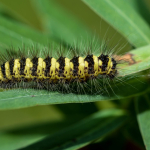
[135,93,150,150]
[0,45,150,110]
[0,15,58,50]
[82,0,150,47]
[33,0,95,48]
[20,109,127,150]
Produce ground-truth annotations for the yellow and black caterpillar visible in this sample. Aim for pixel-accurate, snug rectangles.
[0,48,117,93]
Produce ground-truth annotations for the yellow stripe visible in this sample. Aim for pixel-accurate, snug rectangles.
[0,67,4,81]
[70,61,74,77]
[64,58,71,79]
[50,58,57,80]
[5,61,12,80]
[13,59,20,79]
[98,59,102,74]
[78,57,85,79]
[84,60,88,76]
[106,57,113,74]
[93,55,99,76]
[24,58,33,80]
[55,59,60,80]
[37,58,46,79]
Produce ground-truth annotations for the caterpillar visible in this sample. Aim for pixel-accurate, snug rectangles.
[0,43,131,95]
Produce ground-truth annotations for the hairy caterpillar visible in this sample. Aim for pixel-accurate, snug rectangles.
[0,42,134,95]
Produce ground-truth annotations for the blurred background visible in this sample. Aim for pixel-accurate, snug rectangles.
[0,0,149,149]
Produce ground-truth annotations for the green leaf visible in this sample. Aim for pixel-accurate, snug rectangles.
[124,118,145,149]
[33,0,95,48]
[0,15,58,50]
[0,79,147,110]
[119,45,150,76]
[135,93,150,150]
[19,109,127,150]
[0,1,42,30]
[0,133,45,150]
[126,0,150,25]
[0,5,150,110]
[0,118,77,150]
[82,0,150,47]
[0,44,150,110]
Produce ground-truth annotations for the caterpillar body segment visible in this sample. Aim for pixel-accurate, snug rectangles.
[0,54,117,85]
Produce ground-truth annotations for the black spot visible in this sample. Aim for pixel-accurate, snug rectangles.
[57,56,65,77]
[111,58,117,70]
[70,56,79,76]
[73,70,77,74]
[59,69,63,74]
[31,57,38,76]
[19,57,26,75]
[98,54,110,71]
[1,63,6,78]
[33,77,37,81]
[55,69,58,73]
[44,56,52,77]
[84,54,94,74]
